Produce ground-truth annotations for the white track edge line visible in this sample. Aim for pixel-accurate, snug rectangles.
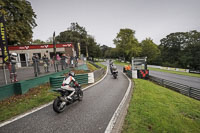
[0,65,108,128]
[104,72,132,133]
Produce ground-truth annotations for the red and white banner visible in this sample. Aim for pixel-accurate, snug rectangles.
[8,43,73,50]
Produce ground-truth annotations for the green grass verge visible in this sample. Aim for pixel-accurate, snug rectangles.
[122,79,200,133]
[0,84,58,122]
[87,62,99,71]
[114,61,200,78]
[114,61,130,66]
[95,62,107,69]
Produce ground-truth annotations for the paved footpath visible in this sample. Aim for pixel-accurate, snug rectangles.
[0,64,79,87]
[0,65,129,133]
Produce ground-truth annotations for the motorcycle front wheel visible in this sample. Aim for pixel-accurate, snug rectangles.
[113,74,117,79]
[53,97,66,113]
[78,90,83,101]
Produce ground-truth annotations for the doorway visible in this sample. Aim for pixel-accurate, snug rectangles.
[20,53,27,67]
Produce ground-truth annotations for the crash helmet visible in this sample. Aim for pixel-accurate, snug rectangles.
[11,53,17,57]
[68,71,75,77]
[112,65,117,70]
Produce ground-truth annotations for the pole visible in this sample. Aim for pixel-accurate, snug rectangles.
[3,63,8,84]
[53,31,57,72]
[53,31,56,55]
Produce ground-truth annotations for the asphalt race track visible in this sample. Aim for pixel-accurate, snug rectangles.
[149,71,200,89]
[0,65,129,133]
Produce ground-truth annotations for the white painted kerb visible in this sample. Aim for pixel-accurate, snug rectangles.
[104,72,132,133]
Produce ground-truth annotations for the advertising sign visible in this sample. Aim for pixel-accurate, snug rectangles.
[0,15,9,63]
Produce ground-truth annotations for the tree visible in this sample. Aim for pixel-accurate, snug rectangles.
[183,31,200,70]
[32,39,45,44]
[46,37,53,43]
[56,22,100,58]
[160,32,187,67]
[159,30,200,69]
[100,45,110,58]
[0,0,37,45]
[56,22,88,57]
[140,38,160,64]
[113,28,141,61]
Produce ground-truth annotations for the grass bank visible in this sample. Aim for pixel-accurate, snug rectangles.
[114,61,200,78]
[122,79,200,133]
[0,83,57,122]
[95,62,107,69]
[87,62,99,71]
[114,61,130,66]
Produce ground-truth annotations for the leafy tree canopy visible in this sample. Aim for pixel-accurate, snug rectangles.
[0,0,37,45]
[32,39,45,44]
[140,38,160,64]
[113,28,141,61]
[56,22,101,58]
[159,30,200,69]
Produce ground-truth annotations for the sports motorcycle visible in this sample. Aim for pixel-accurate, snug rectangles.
[52,78,83,113]
[112,65,118,79]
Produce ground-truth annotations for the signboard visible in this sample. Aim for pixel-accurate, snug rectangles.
[8,43,73,50]
[131,57,147,70]
[0,15,9,63]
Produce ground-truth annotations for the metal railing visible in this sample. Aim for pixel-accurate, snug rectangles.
[149,76,200,101]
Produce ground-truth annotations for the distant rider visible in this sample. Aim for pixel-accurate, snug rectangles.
[109,59,114,74]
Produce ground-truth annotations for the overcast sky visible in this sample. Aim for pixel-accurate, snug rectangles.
[29,0,200,47]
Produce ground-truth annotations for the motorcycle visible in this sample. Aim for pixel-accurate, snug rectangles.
[112,65,118,79]
[52,79,83,113]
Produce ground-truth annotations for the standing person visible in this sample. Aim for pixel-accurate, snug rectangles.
[60,53,66,70]
[53,54,60,72]
[65,54,70,68]
[70,56,74,68]
[52,55,58,72]
[9,53,18,82]
[56,54,61,71]
[42,54,49,73]
[32,54,40,77]
[75,56,78,67]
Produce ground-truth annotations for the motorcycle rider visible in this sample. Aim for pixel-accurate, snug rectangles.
[109,59,114,74]
[61,71,78,100]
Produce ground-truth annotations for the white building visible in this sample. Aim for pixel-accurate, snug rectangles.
[0,43,76,68]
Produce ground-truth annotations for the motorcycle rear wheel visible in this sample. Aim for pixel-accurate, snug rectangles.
[53,97,66,113]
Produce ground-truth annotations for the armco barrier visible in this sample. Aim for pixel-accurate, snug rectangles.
[94,68,105,81]
[149,76,200,100]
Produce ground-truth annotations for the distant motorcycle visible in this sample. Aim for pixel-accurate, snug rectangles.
[112,65,118,79]
[53,74,83,113]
